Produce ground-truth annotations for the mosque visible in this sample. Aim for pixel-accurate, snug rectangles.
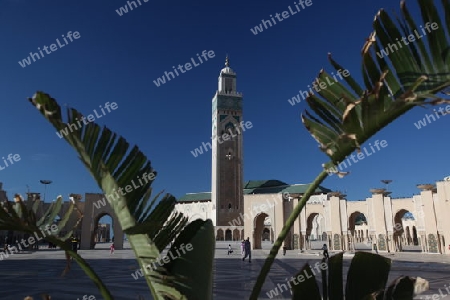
[174,57,450,254]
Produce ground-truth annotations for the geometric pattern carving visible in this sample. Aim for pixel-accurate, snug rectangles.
[293,234,299,249]
[428,234,438,253]
[334,234,341,250]
[378,234,386,251]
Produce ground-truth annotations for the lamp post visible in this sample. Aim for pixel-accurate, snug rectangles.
[40,180,52,201]
[381,180,392,191]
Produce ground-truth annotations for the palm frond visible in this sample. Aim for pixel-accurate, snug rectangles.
[303,0,450,168]
[29,92,214,300]
[251,1,450,298]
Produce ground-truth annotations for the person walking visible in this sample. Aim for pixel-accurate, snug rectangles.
[322,243,329,259]
[242,237,251,263]
[227,244,233,255]
[374,243,378,254]
[240,240,245,257]
[71,236,78,256]
[110,243,115,255]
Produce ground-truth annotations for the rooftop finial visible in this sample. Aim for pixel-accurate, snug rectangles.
[225,55,229,67]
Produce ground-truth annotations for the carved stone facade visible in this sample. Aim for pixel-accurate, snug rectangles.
[176,179,450,254]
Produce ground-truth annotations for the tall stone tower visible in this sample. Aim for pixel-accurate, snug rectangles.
[211,57,244,227]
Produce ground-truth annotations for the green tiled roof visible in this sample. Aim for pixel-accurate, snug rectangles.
[243,180,288,189]
[243,180,289,195]
[177,180,332,202]
[281,184,332,195]
[177,192,211,203]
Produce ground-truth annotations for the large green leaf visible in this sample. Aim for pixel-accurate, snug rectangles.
[328,252,344,300]
[29,91,210,300]
[36,198,61,227]
[166,220,215,300]
[345,252,391,300]
[302,0,450,168]
[290,264,321,300]
[125,193,189,252]
[321,257,328,300]
[384,276,429,299]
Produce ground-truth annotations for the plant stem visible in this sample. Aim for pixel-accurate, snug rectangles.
[249,170,329,299]
[127,233,161,300]
[47,236,114,300]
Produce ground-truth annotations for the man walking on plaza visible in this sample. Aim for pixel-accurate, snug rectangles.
[242,237,251,263]
[322,243,329,259]
[71,236,78,255]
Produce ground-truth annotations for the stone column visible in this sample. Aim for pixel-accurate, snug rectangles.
[293,198,300,249]
[369,189,387,251]
[343,232,349,251]
[300,203,307,251]
[80,196,94,250]
[417,184,437,253]
[301,232,306,251]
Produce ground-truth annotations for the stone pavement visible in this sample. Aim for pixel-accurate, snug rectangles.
[0,241,449,299]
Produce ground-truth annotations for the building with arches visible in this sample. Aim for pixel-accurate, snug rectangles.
[175,59,450,254]
[177,177,450,254]
[0,186,124,250]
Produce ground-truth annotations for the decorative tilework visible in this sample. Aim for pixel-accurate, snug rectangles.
[217,96,242,111]
[428,234,438,253]
[334,234,341,250]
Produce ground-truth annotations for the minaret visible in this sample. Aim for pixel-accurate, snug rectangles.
[211,56,244,227]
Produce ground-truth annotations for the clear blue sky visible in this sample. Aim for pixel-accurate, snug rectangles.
[0,0,447,206]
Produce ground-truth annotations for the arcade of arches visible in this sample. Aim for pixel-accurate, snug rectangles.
[239,180,450,254]
[175,180,450,254]
[8,180,448,254]
[1,179,449,255]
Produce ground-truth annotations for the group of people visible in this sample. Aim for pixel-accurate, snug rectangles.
[227,239,331,262]
[68,236,115,255]
[227,237,252,262]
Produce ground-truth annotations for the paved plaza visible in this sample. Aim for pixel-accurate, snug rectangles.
[1,241,449,299]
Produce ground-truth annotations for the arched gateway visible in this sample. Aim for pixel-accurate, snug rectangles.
[80,193,124,250]
[253,213,269,249]
[0,188,125,250]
